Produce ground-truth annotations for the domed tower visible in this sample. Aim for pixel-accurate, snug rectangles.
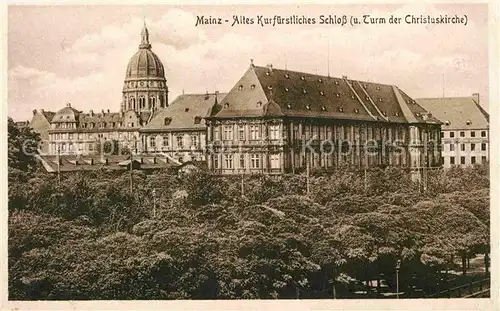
[122,22,168,113]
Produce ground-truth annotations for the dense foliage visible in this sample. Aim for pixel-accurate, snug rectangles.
[8,163,489,300]
[8,118,490,299]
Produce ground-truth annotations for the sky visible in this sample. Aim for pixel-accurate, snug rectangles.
[7,3,489,121]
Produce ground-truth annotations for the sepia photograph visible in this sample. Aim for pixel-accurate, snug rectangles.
[3,1,497,310]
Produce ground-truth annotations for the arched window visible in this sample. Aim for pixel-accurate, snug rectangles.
[150,96,156,109]
[139,96,146,108]
[130,97,136,110]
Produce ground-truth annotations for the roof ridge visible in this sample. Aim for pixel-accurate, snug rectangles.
[253,64,394,86]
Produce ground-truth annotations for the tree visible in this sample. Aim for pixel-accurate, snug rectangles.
[8,118,41,172]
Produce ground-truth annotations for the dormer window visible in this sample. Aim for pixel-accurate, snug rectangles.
[376,86,381,90]
[300,76,305,80]
[267,85,273,90]
[251,84,256,90]
[466,120,471,125]
[285,87,289,92]
[355,108,359,113]
[365,96,369,100]
[321,106,326,111]
[305,105,310,110]
[185,108,190,112]
[266,71,270,76]
[338,107,344,112]
[319,91,324,96]
[351,95,355,99]
[238,85,243,90]
[257,101,262,107]
[164,117,172,126]
[224,103,230,108]
[336,93,340,97]
[378,98,383,102]
[303,88,307,94]
[287,104,292,109]
[194,116,201,124]
[285,73,290,79]
[415,113,421,117]
[445,120,451,126]
[334,80,339,85]
[318,78,323,83]
[363,84,367,89]
[395,112,400,117]
[382,111,387,116]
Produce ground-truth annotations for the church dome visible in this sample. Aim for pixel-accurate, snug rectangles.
[125,49,165,79]
[124,22,165,79]
[121,22,169,113]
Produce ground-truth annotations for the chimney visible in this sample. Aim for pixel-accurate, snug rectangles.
[90,110,94,116]
[66,102,71,107]
[472,93,480,105]
[120,111,124,118]
[101,109,105,115]
[107,109,110,114]
[215,90,219,97]
[204,90,209,100]
[32,109,37,115]
[266,63,273,72]
[40,109,44,113]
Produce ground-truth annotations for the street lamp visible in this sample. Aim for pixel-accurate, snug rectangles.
[396,259,401,299]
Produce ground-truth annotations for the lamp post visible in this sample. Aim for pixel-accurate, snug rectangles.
[396,259,401,299]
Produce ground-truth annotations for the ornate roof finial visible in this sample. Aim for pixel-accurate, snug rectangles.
[139,18,151,49]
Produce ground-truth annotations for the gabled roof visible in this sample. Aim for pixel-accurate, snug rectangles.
[210,64,438,124]
[416,96,489,130]
[41,111,56,122]
[142,92,227,131]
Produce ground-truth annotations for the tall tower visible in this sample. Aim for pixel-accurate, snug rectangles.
[122,22,168,113]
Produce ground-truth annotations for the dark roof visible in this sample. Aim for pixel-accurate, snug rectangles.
[52,104,82,123]
[41,111,56,122]
[416,96,489,130]
[37,154,179,173]
[79,112,124,123]
[211,64,439,124]
[142,93,227,131]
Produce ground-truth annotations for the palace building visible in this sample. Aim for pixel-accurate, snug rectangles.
[140,91,226,163]
[416,94,489,168]
[31,24,443,176]
[205,63,442,176]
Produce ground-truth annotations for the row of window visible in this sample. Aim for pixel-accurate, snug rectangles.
[149,135,199,149]
[51,142,88,152]
[442,130,487,138]
[213,154,280,169]
[53,123,77,129]
[51,132,135,141]
[446,143,487,152]
[124,95,164,111]
[215,125,278,141]
[212,124,428,142]
[445,156,488,165]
